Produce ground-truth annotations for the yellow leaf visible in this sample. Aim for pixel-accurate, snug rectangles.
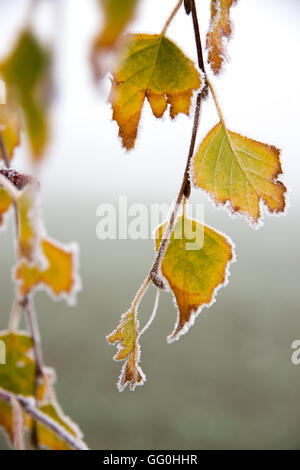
[14,238,80,304]
[0,188,12,228]
[107,310,145,391]
[0,30,51,161]
[192,122,286,224]
[91,0,138,77]
[110,34,201,150]
[0,100,21,161]
[206,0,237,74]
[155,216,234,342]
[35,401,83,450]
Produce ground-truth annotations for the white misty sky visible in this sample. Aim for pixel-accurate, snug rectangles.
[0,0,299,202]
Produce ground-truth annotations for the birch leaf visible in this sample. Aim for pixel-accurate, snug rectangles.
[0,188,12,227]
[91,0,138,78]
[155,216,234,342]
[0,30,51,161]
[206,0,237,74]
[192,122,286,224]
[110,34,201,150]
[107,309,145,391]
[14,238,80,304]
[0,101,21,161]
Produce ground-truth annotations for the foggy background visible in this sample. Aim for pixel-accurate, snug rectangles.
[0,0,300,449]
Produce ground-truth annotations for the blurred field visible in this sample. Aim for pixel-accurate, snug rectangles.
[0,189,299,450]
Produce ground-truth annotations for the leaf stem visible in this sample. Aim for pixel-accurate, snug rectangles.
[206,76,226,126]
[0,387,88,450]
[0,131,10,168]
[161,0,183,35]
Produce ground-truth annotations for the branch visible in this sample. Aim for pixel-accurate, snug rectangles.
[0,387,88,450]
[150,1,208,289]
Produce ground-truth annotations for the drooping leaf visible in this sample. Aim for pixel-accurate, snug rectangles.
[192,121,286,224]
[107,309,145,391]
[91,0,138,77]
[155,216,234,342]
[0,188,12,228]
[15,185,44,265]
[0,29,51,161]
[35,401,83,450]
[14,238,80,304]
[206,0,237,74]
[0,101,21,161]
[110,34,201,150]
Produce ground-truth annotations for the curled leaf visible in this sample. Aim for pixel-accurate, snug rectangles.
[110,34,201,150]
[155,216,234,342]
[0,29,51,161]
[192,121,286,224]
[107,309,145,391]
[206,0,237,74]
[14,238,81,305]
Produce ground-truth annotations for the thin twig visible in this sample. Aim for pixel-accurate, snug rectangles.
[0,387,88,450]
[191,0,206,73]
[0,131,10,168]
[9,299,21,331]
[161,0,183,35]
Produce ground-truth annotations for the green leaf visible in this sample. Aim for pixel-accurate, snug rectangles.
[192,121,286,224]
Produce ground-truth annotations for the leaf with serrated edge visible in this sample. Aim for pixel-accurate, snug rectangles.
[206,0,237,74]
[14,238,81,305]
[0,29,51,161]
[107,310,145,391]
[110,34,201,150]
[192,121,286,224]
[0,100,21,161]
[155,216,234,342]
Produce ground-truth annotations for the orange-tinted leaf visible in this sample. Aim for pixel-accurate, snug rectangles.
[192,121,286,224]
[0,29,51,161]
[0,100,21,161]
[155,216,234,342]
[14,238,80,304]
[206,0,237,74]
[110,34,201,150]
[107,309,145,391]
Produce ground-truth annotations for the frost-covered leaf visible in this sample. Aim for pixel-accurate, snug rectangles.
[155,216,234,342]
[0,30,51,161]
[91,0,138,77]
[0,188,12,228]
[111,34,201,150]
[0,101,21,161]
[0,331,35,396]
[192,122,286,224]
[107,309,145,391]
[34,401,83,450]
[206,0,237,74]
[14,238,80,304]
